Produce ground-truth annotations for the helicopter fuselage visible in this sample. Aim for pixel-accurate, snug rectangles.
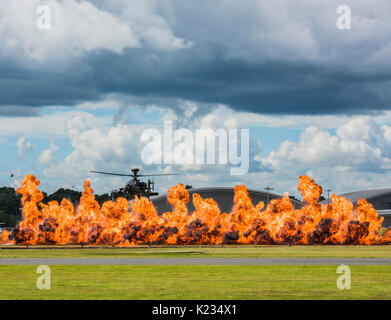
[91,168,176,200]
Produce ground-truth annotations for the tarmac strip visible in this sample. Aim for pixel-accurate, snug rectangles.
[0,258,391,265]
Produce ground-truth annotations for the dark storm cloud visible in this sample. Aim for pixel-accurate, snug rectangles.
[94,48,391,116]
[0,59,102,109]
[1,0,391,116]
[0,106,42,117]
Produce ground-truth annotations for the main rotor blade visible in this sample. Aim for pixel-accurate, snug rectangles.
[137,173,180,177]
[90,171,133,177]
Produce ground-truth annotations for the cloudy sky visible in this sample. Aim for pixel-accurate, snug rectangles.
[1,0,391,199]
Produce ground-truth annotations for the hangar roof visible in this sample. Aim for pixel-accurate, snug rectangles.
[320,190,391,218]
[340,188,391,204]
[378,210,391,216]
[151,186,303,214]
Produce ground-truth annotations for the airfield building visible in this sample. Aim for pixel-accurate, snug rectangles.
[151,187,303,215]
[152,187,391,228]
[338,189,391,228]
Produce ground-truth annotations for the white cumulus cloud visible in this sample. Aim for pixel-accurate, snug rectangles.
[38,138,58,166]
[257,117,391,195]
[17,136,34,159]
[0,0,139,66]
[0,0,194,67]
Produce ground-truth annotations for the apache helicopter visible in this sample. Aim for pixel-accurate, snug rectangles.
[90,168,179,200]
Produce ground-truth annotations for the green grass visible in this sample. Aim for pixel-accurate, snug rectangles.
[0,245,391,258]
[0,265,390,299]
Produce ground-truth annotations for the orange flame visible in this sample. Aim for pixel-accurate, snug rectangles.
[0,174,390,246]
[0,230,13,244]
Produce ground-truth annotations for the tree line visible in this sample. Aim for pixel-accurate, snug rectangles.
[0,187,111,228]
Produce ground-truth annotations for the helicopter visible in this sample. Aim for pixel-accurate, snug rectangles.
[90,168,179,200]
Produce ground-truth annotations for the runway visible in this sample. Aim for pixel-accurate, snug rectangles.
[0,258,391,265]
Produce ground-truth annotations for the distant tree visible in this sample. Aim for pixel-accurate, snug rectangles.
[95,193,112,205]
[0,187,22,227]
[0,185,120,228]
[43,188,113,206]
[43,188,82,206]
[0,209,16,227]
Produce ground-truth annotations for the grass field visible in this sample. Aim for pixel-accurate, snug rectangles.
[0,245,391,258]
[1,246,390,300]
[0,265,390,299]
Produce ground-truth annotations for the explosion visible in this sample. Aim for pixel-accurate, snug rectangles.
[1,174,390,246]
